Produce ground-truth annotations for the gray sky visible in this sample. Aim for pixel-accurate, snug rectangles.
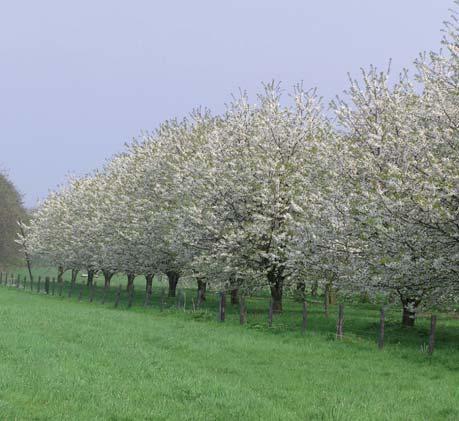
[0,0,451,207]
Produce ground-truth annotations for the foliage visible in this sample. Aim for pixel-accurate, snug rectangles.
[20,3,459,324]
[0,172,27,267]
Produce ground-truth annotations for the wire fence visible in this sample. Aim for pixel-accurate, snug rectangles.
[1,271,458,357]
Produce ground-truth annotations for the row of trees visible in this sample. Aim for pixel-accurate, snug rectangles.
[21,7,459,326]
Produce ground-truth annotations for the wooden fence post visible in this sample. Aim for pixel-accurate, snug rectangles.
[180,289,184,308]
[68,279,74,298]
[378,307,385,349]
[143,285,150,307]
[428,314,437,355]
[114,284,122,308]
[336,304,344,340]
[219,291,226,322]
[176,289,181,309]
[89,281,96,303]
[101,284,108,305]
[160,287,165,312]
[127,284,134,308]
[302,301,308,335]
[145,284,152,307]
[44,277,50,294]
[268,299,274,327]
[239,296,247,325]
[196,288,203,309]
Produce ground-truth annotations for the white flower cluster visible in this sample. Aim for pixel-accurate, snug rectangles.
[19,6,459,322]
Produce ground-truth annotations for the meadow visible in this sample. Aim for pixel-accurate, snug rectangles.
[0,268,458,420]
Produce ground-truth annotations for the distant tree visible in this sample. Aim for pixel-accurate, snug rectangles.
[0,172,27,267]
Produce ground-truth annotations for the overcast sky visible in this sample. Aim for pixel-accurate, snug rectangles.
[0,0,451,207]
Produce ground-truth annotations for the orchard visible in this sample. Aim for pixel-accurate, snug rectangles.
[19,8,459,327]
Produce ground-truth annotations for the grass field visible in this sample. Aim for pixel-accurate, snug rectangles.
[0,277,458,420]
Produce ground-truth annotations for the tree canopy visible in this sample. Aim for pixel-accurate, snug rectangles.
[21,3,459,325]
[0,172,27,267]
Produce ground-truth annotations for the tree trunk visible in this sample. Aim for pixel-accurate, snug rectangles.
[268,267,284,313]
[230,288,239,305]
[126,273,135,292]
[18,220,34,282]
[401,298,418,327]
[328,287,337,305]
[311,280,318,297]
[103,270,113,288]
[87,269,95,286]
[145,273,154,291]
[166,271,179,297]
[295,282,305,301]
[359,290,370,303]
[197,279,206,303]
[57,266,64,284]
[270,284,283,313]
[324,284,329,317]
[71,268,78,286]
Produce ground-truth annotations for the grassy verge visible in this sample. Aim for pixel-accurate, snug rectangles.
[0,287,458,420]
[3,267,459,352]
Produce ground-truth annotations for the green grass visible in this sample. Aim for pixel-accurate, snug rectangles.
[0,279,458,420]
[4,266,459,351]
